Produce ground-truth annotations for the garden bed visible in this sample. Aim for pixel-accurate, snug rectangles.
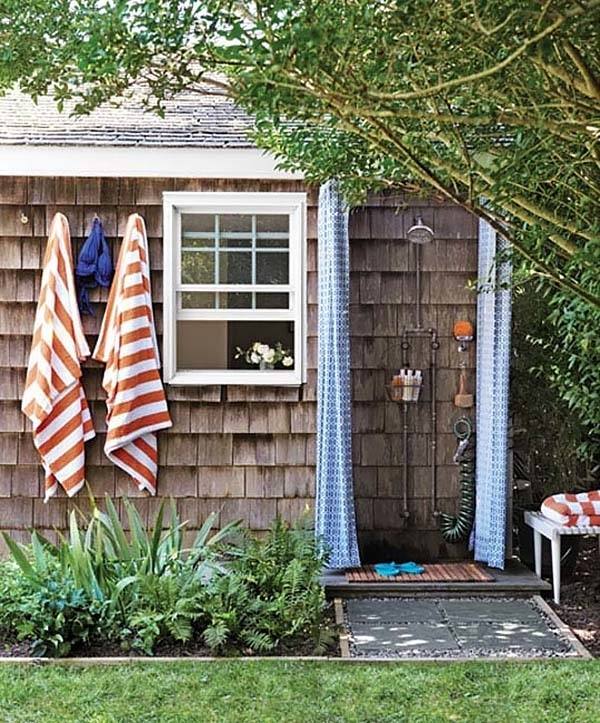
[0,607,339,661]
[0,498,337,660]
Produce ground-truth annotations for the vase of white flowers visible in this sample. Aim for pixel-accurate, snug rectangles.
[235,341,294,369]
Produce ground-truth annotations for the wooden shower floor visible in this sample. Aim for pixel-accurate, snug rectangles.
[323,558,551,598]
[346,562,494,584]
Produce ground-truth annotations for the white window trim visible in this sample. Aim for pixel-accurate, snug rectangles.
[163,191,307,386]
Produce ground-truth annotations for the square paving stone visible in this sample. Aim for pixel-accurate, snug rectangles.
[346,599,442,624]
[454,622,566,651]
[351,622,460,653]
[441,599,542,623]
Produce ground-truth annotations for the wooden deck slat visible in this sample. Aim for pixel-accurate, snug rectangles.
[346,563,494,584]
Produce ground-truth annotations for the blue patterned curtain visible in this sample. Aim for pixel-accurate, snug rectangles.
[473,218,512,569]
[315,180,361,569]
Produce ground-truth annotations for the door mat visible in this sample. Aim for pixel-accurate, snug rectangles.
[346,563,494,583]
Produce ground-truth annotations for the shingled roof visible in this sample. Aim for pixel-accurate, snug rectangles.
[0,88,256,148]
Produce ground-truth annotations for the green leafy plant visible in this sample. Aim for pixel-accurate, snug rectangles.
[124,575,201,655]
[0,551,103,657]
[1,496,242,656]
[0,501,333,658]
[511,283,598,500]
[201,517,334,655]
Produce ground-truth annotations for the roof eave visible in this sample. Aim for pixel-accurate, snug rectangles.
[1,145,303,180]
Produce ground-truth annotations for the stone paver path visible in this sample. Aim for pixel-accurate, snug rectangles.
[345,597,582,659]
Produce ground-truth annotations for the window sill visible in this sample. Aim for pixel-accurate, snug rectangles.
[166,369,303,387]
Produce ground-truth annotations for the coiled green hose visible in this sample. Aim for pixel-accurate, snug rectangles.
[440,416,475,543]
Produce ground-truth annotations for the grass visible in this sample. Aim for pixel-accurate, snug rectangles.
[0,660,597,723]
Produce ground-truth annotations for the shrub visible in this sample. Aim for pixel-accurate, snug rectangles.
[201,517,333,654]
[0,555,102,657]
[511,285,597,501]
[1,497,240,656]
[0,501,334,657]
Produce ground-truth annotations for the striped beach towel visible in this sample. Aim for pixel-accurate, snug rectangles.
[541,491,600,527]
[93,213,171,495]
[22,213,95,501]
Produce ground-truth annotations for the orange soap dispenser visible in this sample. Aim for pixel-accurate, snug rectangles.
[453,320,474,408]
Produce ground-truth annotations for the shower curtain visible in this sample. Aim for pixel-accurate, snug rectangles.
[473,217,512,569]
[315,180,361,570]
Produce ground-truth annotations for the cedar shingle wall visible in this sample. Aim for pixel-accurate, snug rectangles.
[0,177,477,561]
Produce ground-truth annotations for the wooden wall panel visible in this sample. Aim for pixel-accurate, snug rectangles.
[0,176,478,561]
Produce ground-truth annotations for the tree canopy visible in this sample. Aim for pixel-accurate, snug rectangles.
[1,0,598,302]
[0,0,598,440]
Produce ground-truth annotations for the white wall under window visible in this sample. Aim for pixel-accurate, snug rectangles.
[162,192,307,386]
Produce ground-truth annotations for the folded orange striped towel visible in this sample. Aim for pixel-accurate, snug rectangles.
[22,213,95,501]
[541,491,600,527]
[93,213,171,495]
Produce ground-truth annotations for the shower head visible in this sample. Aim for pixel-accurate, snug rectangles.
[406,216,434,244]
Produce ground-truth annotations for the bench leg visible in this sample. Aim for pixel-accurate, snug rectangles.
[551,535,561,605]
[533,529,542,578]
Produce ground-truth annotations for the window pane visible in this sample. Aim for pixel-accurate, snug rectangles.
[182,214,215,233]
[256,214,289,248]
[218,214,252,248]
[176,320,294,371]
[219,292,253,309]
[256,215,288,233]
[219,251,252,284]
[177,320,228,370]
[181,292,216,309]
[231,321,294,370]
[182,214,215,248]
[220,214,253,233]
[256,293,289,309]
[256,251,289,284]
[181,251,215,283]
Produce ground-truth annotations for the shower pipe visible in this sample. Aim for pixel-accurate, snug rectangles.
[400,326,440,519]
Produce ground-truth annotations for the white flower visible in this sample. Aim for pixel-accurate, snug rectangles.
[250,352,261,364]
[263,348,276,363]
[258,344,270,357]
[252,342,262,352]
[282,356,294,367]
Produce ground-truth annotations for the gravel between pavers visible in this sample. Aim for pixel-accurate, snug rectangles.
[344,596,581,660]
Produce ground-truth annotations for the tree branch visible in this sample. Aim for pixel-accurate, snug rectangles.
[365,2,597,102]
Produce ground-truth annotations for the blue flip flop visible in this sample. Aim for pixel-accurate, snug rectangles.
[374,561,425,577]
[396,561,425,575]
[374,562,401,577]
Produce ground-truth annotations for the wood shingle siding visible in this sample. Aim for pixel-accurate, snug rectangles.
[0,176,477,561]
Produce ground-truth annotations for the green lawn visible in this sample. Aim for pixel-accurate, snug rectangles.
[0,660,596,723]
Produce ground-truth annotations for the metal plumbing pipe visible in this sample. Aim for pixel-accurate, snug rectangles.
[430,330,440,517]
[400,330,411,518]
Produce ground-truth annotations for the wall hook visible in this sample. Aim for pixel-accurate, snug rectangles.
[19,211,29,225]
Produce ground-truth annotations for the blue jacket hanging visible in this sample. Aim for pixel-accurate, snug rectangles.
[76,217,113,315]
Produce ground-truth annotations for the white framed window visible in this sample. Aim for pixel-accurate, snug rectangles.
[162,192,307,386]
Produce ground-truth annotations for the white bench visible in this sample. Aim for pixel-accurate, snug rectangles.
[524,510,600,604]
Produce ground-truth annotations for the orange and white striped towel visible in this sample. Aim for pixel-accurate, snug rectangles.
[93,214,171,495]
[22,213,95,501]
[541,491,600,527]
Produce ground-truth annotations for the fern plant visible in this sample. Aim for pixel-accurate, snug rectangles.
[0,504,333,657]
[199,517,333,655]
